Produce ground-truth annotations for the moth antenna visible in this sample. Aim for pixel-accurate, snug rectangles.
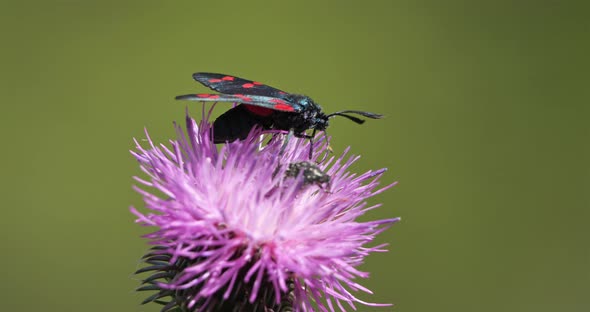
[329,113,365,124]
[326,110,384,124]
[332,110,384,119]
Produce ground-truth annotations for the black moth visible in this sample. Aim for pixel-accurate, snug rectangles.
[175,72,383,158]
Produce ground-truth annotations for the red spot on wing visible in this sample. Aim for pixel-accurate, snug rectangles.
[208,79,222,83]
[270,99,295,112]
[222,76,234,81]
[234,94,253,102]
[242,83,255,88]
[244,105,273,116]
[196,94,219,99]
[278,91,287,95]
[270,98,286,104]
[274,104,295,111]
[253,81,263,85]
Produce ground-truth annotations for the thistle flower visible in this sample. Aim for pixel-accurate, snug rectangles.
[131,108,400,311]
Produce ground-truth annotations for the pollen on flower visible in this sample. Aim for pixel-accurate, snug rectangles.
[130,109,399,311]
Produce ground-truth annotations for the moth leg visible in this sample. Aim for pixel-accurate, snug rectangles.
[294,131,315,160]
[308,129,317,160]
[279,129,295,157]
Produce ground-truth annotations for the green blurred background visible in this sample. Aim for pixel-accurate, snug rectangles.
[1,1,588,311]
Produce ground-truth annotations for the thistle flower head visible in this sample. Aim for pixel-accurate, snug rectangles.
[131,107,399,311]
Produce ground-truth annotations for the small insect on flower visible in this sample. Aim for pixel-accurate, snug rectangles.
[175,72,384,158]
[285,161,331,190]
